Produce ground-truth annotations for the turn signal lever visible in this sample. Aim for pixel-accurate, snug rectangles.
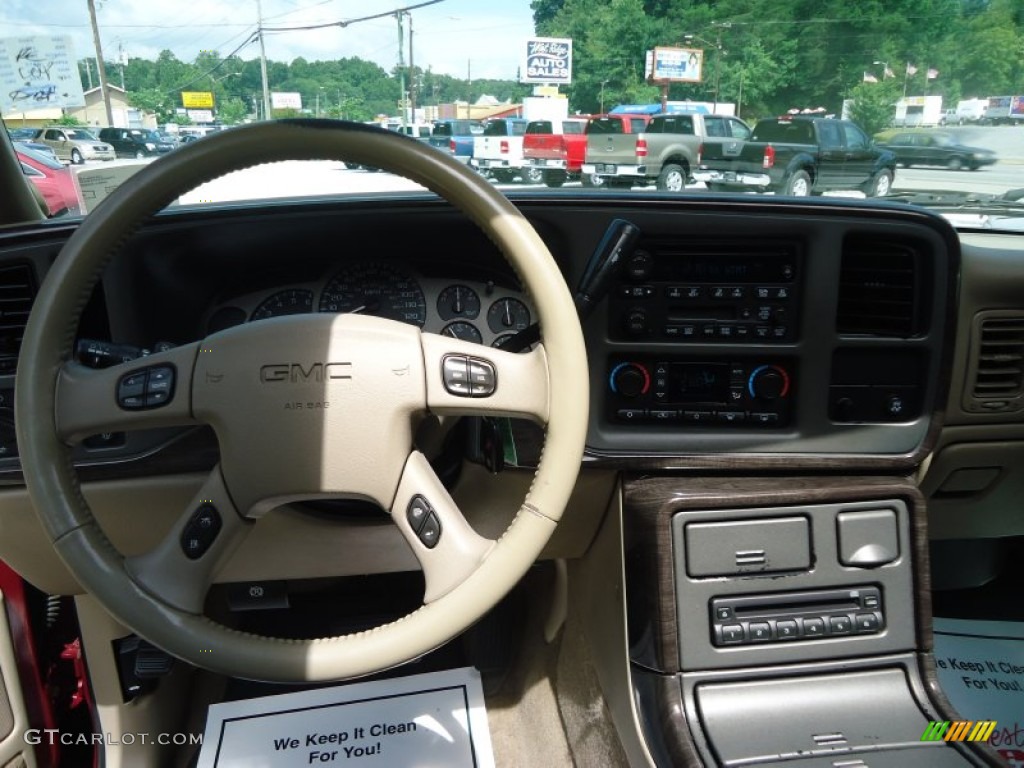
[499,218,642,352]
[473,219,641,473]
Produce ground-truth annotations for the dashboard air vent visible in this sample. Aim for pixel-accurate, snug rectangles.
[968,313,1024,412]
[0,263,37,376]
[837,241,919,337]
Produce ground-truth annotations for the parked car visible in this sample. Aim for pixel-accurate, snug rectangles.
[877,131,998,170]
[15,143,79,216]
[694,115,897,196]
[469,118,529,182]
[522,118,590,187]
[97,127,176,159]
[428,119,482,165]
[31,126,115,164]
[583,112,751,191]
[6,131,58,161]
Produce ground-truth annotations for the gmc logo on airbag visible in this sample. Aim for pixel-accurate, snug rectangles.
[259,363,352,383]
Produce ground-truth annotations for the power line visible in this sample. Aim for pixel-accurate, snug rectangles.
[261,0,446,33]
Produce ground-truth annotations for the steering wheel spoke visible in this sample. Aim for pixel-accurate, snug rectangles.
[125,466,251,614]
[391,450,494,603]
[56,342,200,443]
[421,333,550,422]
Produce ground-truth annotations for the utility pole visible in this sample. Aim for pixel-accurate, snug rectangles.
[396,12,406,129]
[256,0,272,120]
[408,13,416,119]
[87,0,114,126]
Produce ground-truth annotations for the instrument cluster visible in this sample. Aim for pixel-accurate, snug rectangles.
[204,260,534,349]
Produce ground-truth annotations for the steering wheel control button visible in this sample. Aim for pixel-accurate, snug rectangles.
[442,355,471,396]
[180,503,222,560]
[405,496,441,548]
[406,496,431,532]
[468,358,496,396]
[117,371,147,409]
[418,513,442,549]
[117,365,176,410]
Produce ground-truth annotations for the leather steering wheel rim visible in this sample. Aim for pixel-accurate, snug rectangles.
[14,119,589,682]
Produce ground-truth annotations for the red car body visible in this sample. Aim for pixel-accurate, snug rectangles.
[16,144,80,216]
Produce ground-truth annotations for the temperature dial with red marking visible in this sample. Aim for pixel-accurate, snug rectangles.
[609,362,651,398]
[748,364,790,400]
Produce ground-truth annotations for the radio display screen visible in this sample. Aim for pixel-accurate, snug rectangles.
[656,254,795,284]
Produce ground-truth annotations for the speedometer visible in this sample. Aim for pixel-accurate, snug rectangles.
[318,262,427,327]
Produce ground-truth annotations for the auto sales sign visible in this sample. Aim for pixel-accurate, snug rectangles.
[522,37,572,84]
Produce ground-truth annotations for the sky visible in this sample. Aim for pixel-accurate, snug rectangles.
[0,0,538,80]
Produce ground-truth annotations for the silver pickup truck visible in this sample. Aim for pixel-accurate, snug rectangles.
[582,113,751,191]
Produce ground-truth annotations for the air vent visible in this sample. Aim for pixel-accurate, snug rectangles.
[966,313,1024,414]
[0,263,37,376]
[837,241,919,337]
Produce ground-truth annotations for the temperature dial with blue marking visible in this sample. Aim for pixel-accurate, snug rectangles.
[609,362,651,398]
[748,364,790,400]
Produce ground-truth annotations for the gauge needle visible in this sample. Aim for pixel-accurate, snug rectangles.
[503,300,513,327]
[454,287,463,314]
[348,305,367,314]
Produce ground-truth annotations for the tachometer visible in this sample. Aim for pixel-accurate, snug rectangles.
[250,289,314,321]
[319,262,427,327]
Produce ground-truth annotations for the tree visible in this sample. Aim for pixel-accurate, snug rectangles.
[847,80,902,136]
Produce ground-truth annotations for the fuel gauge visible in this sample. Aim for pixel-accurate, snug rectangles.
[487,297,531,334]
[437,284,480,320]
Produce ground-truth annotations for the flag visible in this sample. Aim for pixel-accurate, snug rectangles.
[863,72,878,83]
[927,68,939,79]
[906,63,918,75]
[884,66,895,78]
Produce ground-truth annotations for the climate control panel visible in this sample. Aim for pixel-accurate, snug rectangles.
[607,358,793,427]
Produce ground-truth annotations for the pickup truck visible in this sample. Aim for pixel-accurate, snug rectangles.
[582,113,751,191]
[521,118,590,187]
[693,116,897,196]
[469,118,529,182]
[428,119,482,165]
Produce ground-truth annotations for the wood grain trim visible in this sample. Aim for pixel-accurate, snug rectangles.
[622,475,932,673]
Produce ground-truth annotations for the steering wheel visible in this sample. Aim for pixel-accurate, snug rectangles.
[15,120,589,682]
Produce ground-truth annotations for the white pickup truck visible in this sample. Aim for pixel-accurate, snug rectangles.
[469,118,530,182]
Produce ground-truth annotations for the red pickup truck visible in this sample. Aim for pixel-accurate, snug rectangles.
[522,118,591,187]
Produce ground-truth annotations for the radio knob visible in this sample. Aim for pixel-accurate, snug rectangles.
[625,310,650,336]
[626,250,654,281]
[748,365,790,400]
[610,362,650,398]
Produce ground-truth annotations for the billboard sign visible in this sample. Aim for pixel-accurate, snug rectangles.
[522,37,572,84]
[0,35,85,114]
[182,91,214,108]
[649,47,703,83]
[186,109,214,123]
[271,91,302,110]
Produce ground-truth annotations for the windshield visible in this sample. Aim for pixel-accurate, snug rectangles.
[64,128,98,141]
[1,0,1021,230]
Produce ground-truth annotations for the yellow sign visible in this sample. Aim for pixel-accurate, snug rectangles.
[182,91,214,109]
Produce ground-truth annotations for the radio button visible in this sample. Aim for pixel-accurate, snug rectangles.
[774,286,790,300]
[755,286,771,299]
[829,616,853,635]
[776,620,799,640]
[717,324,735,339]
[802,618,825,637]
[750,412,780,425]
[701,324,717,337]
[755,325,771,339]
[772,325,788,339]
[734,325,751,339]
[749,622,772,642]
[721,625,745,644]
[715,606,733,621]
[711,286,727,299]
[856,613,881,632]
[729,286,746,299]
